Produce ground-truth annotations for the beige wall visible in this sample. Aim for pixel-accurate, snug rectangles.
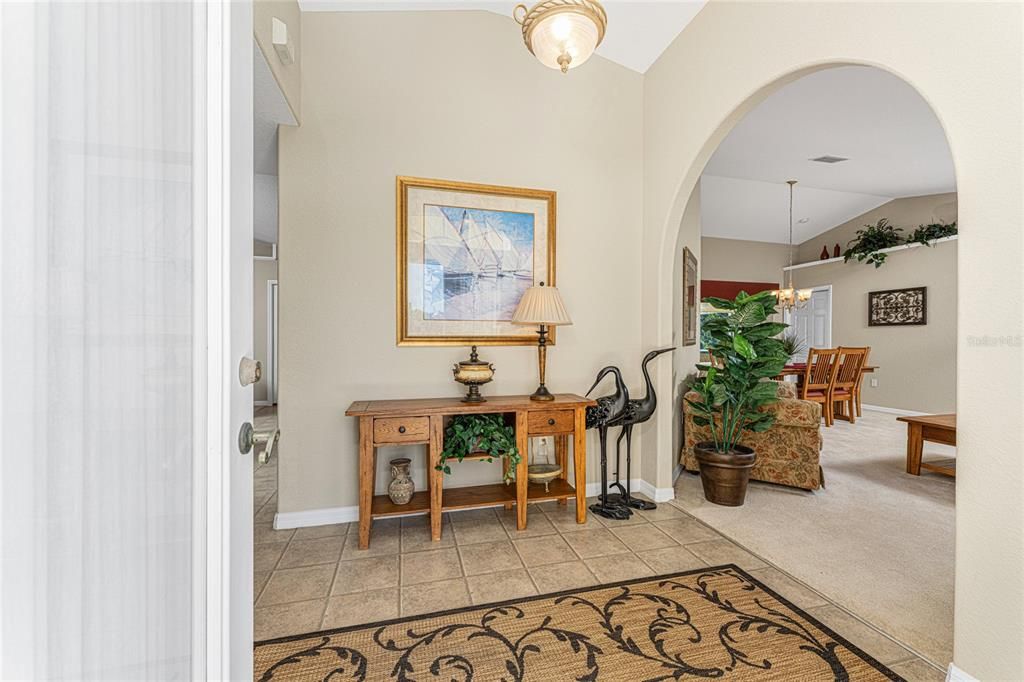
[793,240,956,413]
[278,11,644,515]
[254,242,278,403]
[798,193,957,264]
[254,0,301,121]
[700,236,789,284]
[641,2,1023,676]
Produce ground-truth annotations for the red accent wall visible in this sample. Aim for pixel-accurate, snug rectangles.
[701,279,779,301]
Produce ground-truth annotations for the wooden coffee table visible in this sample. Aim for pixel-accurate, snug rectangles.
[897,413,956,477]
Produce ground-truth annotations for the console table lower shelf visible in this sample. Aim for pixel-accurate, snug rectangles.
[346,394,596,549]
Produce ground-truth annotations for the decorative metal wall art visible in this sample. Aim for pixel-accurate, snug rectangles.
[681,247,698,346]
[868,287,927,326]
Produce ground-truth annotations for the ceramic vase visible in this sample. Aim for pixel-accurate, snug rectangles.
[820,245,829,260]
[388,457,414,505]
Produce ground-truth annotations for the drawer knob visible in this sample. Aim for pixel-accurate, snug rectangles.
[548,418,555,426]
[398,426,406,434]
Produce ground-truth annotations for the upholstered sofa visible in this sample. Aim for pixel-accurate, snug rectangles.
[681,381,824,491]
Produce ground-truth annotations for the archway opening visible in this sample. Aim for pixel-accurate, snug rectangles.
[662,64,956,668]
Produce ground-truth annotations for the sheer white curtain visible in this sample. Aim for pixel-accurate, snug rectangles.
[2,2,202,678]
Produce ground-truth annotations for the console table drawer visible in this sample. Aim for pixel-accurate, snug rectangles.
[528,410,574,435]
[374,416,429,444]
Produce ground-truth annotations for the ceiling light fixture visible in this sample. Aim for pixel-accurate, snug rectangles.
[773,180,814,312]
[513,0,608,74]
[810,155,849,164]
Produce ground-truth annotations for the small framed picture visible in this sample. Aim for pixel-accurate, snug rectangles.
[682,247,699,346]
[868,287,927,326]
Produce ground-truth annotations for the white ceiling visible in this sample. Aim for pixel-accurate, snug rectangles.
[701,66,955,244]
[701,175,890,245]
[297,0,707,73]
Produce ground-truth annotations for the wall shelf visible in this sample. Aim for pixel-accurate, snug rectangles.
[783,235,958,272]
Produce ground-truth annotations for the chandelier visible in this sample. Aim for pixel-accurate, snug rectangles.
[513,0,608,74]
[775,180,813,311]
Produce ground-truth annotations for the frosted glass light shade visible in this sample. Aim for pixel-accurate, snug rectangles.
[514,1,607,74]
[512,284,573,326]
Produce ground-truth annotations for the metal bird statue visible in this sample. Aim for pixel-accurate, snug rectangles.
[608,347,675,510]
[584,366,632,520]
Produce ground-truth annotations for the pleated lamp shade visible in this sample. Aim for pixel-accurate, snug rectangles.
[512,283,573,326]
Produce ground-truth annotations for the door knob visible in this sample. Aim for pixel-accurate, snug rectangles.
[253,428,280,465]
[239,357,262,387]
[238,422,280,462]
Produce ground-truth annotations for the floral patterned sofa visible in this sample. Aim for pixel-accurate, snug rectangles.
[681,381,824,491]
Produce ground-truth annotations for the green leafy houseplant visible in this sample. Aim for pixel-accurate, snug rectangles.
[686,290,790,453]
[436,413,521,481]
[908,221,957,247]
[842,218,903,268]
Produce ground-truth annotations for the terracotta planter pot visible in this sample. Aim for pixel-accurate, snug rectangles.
[693,442,756,507]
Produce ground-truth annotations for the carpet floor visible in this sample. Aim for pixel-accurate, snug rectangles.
[254,564,901,681]
[674,409,955,666]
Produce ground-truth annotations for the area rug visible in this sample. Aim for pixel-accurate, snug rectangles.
[254,564,901,681]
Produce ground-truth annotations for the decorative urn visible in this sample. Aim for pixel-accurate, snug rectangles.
[452,346,495,403]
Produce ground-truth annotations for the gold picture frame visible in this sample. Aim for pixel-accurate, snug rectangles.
[682,246,698,346]
[396,176,557,346]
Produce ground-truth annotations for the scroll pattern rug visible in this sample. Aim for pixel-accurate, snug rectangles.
[253,564,901,681]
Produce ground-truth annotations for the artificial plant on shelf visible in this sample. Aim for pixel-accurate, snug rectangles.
[842,218,903,268]
[908,221,957,247]
[436,413,521,481]
[685,290,789,505]
[779,331,806,364]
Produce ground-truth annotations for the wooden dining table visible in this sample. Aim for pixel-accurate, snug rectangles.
[777,364,878,379]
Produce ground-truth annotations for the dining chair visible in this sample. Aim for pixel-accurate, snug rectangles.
[852,346,871,417]
[833,347,870,424]
[800,348,841,426]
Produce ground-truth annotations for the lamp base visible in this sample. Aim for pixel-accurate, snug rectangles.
[529,384,555,402]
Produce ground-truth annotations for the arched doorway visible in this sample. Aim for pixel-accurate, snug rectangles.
[636,4,1024,673]
[661,63,956,667]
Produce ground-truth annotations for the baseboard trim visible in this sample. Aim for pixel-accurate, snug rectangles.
[254,400,274,407]
[861,404,929,417]
[584,478,675,503]
[274,505,359,530]
[276,477,678,529]
[945,663,977,682]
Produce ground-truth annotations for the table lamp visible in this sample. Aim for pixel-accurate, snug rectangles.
[512,282,573,401]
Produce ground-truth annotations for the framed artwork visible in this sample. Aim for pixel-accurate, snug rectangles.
[396,176,556,346]
[682,247,699,346]
[868,287,927,326]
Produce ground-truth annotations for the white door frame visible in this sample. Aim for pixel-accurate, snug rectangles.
[197,0,253,678]
[267,279,279,404]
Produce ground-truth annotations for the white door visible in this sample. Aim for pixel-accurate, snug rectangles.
[209,1,256,678]
[0,2,254,678]
[786,286,832,362]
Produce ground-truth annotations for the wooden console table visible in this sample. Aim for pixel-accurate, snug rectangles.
[897,413,956,477]
[345,394,596,549]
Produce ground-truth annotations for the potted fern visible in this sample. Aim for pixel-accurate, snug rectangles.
[435,414,521,481]
[686,291,789,506]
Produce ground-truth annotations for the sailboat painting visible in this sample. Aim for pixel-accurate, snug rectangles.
[422,205,534,321]
[398,176,555,346]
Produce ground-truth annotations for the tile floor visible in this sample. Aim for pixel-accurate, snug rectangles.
[252,408,943,680]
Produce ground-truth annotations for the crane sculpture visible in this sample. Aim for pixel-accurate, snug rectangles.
[584,366,632,520]
[608,347,675,511]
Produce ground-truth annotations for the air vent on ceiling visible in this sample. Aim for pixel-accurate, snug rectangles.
[810,155,849,164]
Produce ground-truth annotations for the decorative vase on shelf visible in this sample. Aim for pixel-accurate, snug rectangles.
[387,457,414,505]
[833,243,841,258]
[820,245,829,260]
